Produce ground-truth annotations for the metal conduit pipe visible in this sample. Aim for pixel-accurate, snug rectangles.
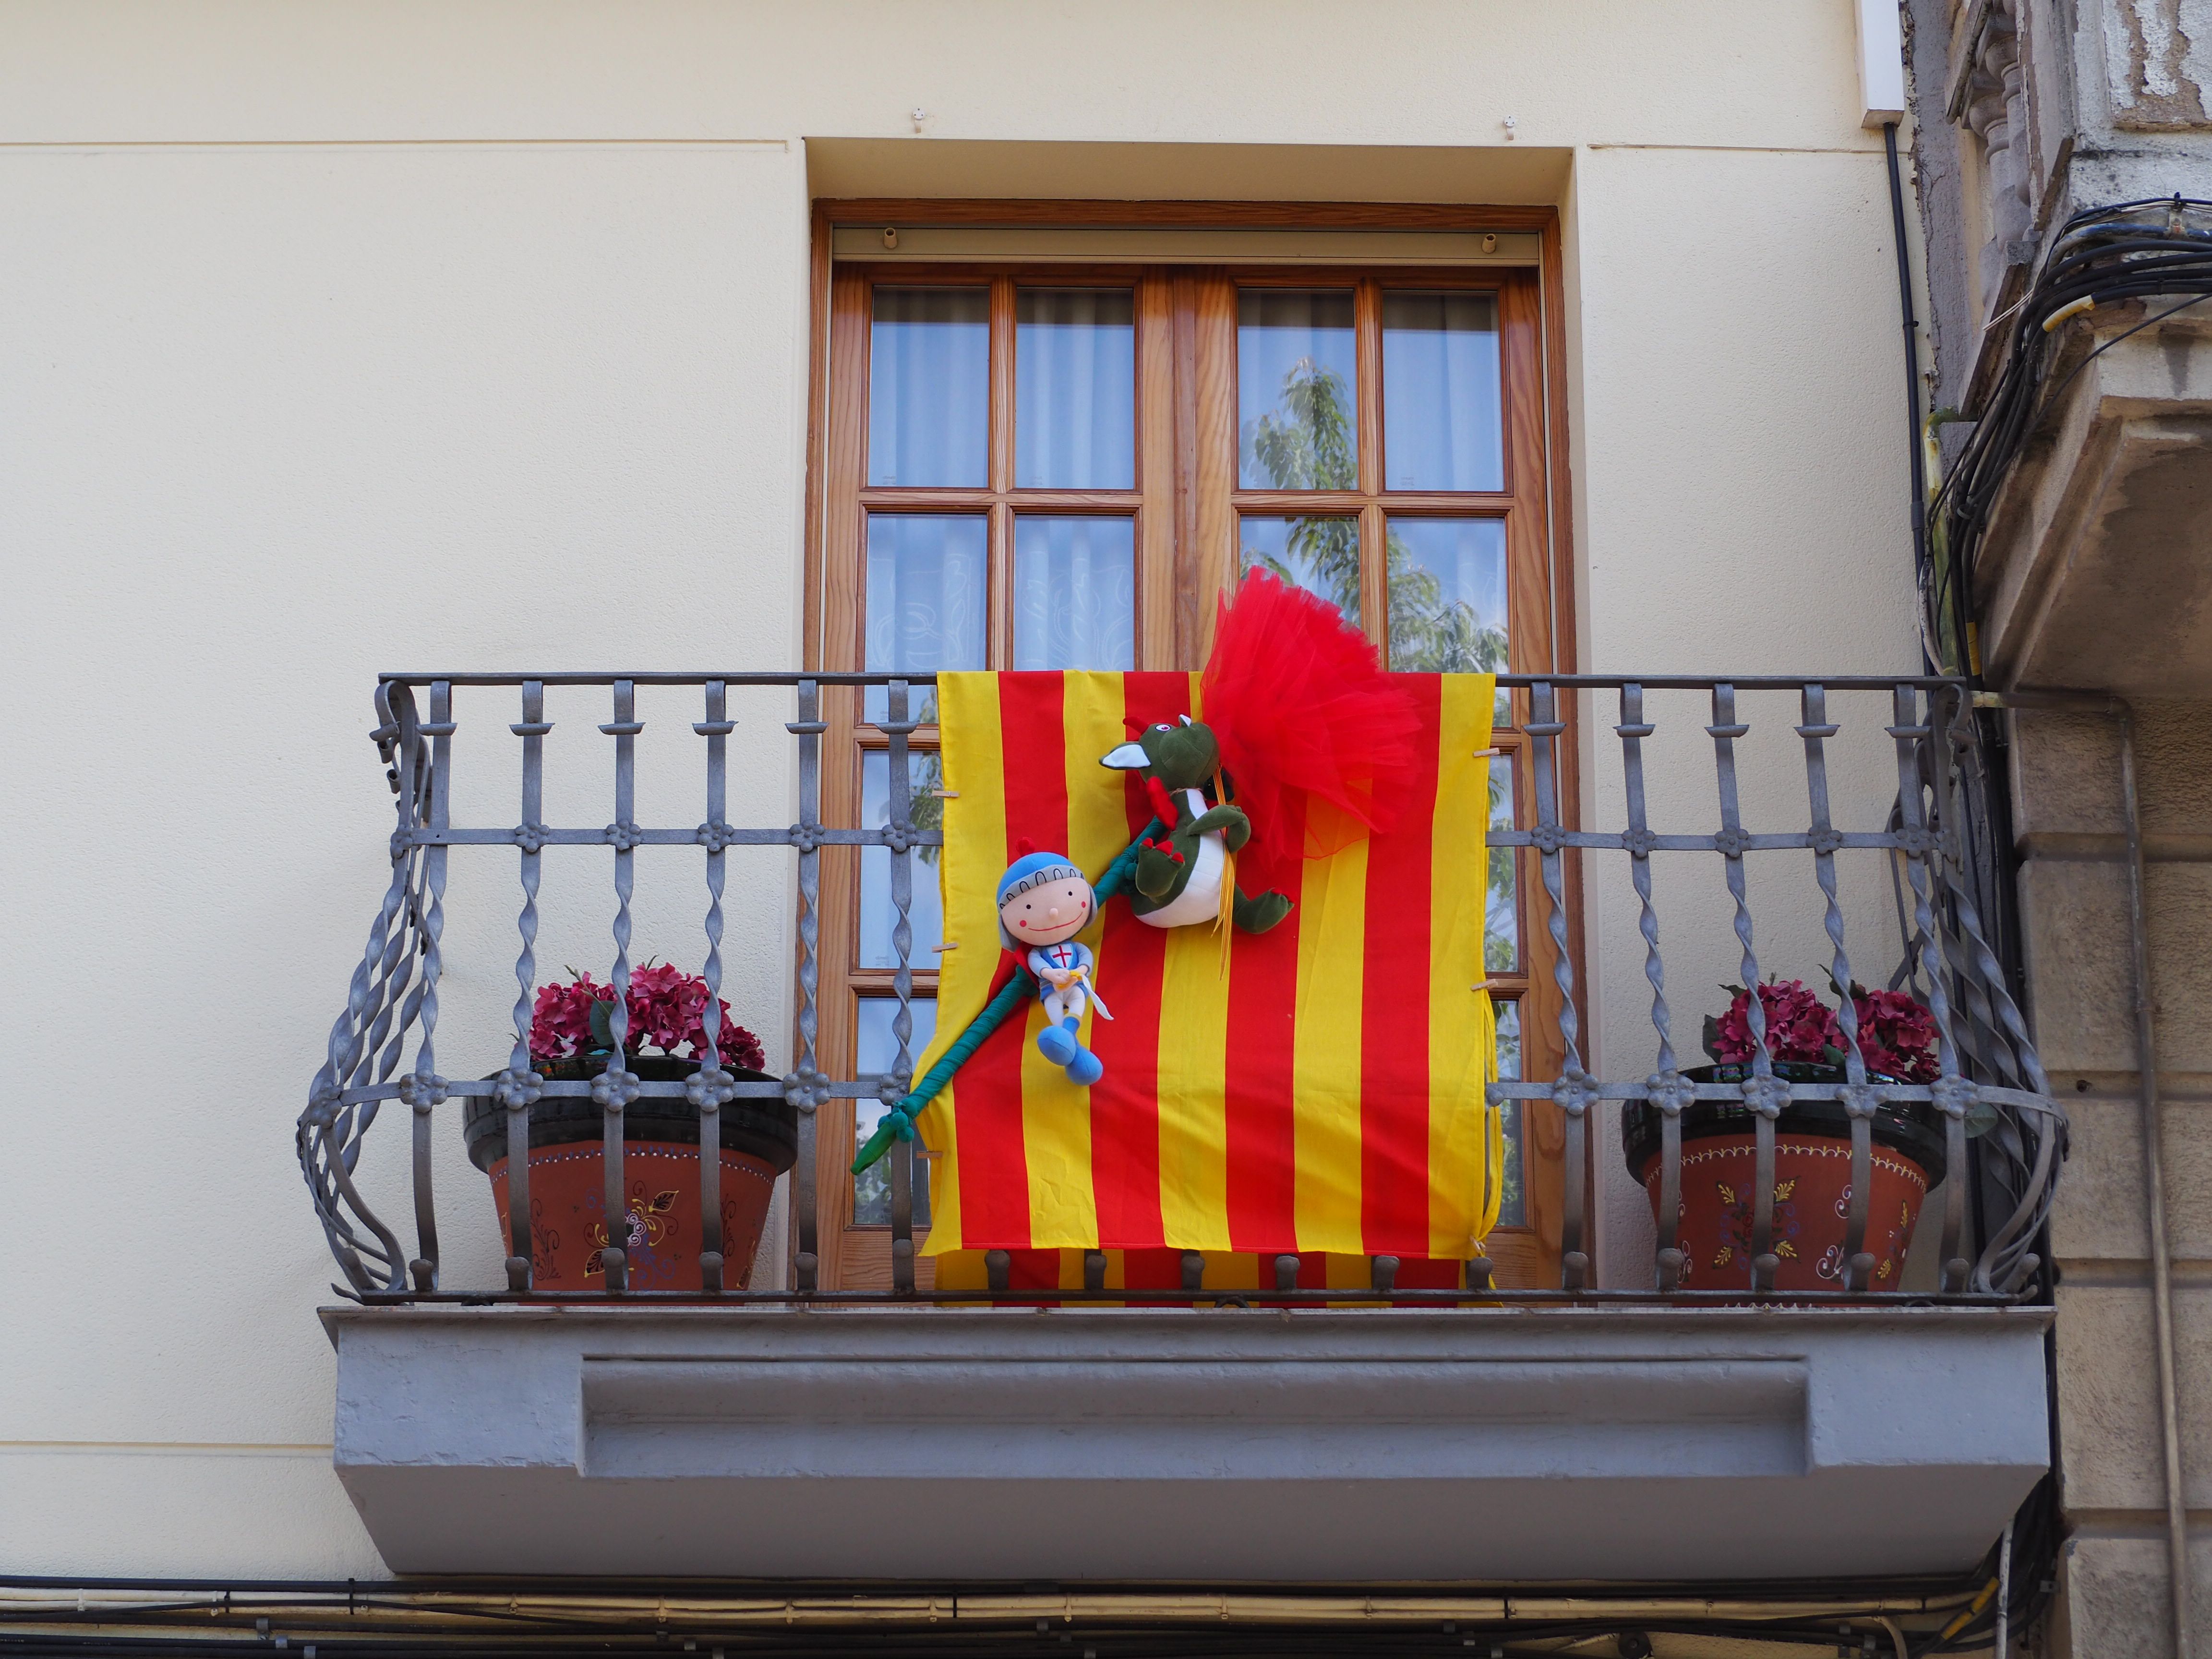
[2119,699,2196,1659]
[1882,121,1932,597]
[1984,689,2193,1657]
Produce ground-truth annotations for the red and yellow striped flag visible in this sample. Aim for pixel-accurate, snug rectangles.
[915,670,1502,1270]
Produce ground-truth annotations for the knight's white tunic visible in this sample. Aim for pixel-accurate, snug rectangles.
[1027,940,1094,1024]
[1137,786,1226,929]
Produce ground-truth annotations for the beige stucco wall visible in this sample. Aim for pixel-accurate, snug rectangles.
[0,0,1924,1577]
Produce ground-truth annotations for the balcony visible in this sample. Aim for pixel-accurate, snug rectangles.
[304,670,2063,1584]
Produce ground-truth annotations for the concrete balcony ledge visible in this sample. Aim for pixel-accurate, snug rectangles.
[322,1303,2052,1583]
[1979,311,2212,697]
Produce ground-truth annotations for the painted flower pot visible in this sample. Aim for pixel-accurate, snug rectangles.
[1621,1063,1948,1291]
[461,1054,795,1292]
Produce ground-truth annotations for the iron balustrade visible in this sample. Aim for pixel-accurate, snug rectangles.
[300,671,2064,1303]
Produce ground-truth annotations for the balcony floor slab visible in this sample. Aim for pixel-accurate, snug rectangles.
[321,1302,2051,1583]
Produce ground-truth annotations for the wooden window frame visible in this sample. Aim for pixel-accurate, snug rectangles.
[803,201,1585,1293]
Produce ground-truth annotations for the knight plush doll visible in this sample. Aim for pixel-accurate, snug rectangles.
[996,849,1112,1086]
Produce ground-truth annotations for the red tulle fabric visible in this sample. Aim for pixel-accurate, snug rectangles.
[1199,572,1417,891]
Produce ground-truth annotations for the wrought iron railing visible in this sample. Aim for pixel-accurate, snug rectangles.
[301,671,2063,1303]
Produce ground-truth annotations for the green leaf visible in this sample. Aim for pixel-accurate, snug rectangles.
[589,998,616,1050]
[1702,1014,1723,1063]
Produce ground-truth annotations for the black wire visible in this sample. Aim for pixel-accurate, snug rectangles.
[2039,289,2212,409]
[1927,197,2212,680]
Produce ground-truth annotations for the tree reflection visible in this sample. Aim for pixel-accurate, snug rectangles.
[1239,359,1508,673]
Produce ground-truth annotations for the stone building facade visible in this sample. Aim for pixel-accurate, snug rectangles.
[1910,1,2212,1653]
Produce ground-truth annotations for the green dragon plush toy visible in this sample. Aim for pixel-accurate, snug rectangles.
[1099,715,1294,936]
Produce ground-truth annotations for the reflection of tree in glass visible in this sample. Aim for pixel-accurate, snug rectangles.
[1496,1099,1524,1224]
[1485,759,1517,973]
[909,750,944,868]
[1241,359,1508,674]
[1247,354,1359,493]
[1494,1008,1524,1225]
[1242,359,1360,614]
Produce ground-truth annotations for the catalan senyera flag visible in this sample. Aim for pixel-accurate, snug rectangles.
[913,670,1502,1277]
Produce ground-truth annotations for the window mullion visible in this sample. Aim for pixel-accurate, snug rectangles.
[988,502,1013,670]
[1360,503,1388,657]
[1355,276,1383,496]
[1357,278,1386,651]
[1137,270,1177,669]
[989,277,1016,668]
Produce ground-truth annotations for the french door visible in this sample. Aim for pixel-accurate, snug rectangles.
[808,253,1571,1289]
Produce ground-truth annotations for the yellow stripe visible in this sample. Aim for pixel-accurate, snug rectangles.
[913,672,1009,1256]
[1429,674,1499,1256]
[1200,1250,1260,1291]
[1291,834,1369,1255]
[1153,671,1233,1250]
[931,1249,986,1290]
[1322,1251,1368,1290]
[1013,673,1130,1248]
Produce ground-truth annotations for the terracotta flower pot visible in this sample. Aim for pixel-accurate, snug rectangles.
[1621,1063,1948,1291]
[461,1053,795,1292]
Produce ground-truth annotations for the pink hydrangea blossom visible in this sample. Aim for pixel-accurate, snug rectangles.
[1706,976,1940,1082]
[529,965,766,1072]
[1848,983,1940,1082]
[1709,978,1842,1066]
[529,976,609,1061]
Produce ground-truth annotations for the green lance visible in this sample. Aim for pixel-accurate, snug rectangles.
[849,820,1161,1176]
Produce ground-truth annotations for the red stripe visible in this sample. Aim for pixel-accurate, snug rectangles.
[1393,1256,1464,1290]
[1121,1246,1184,1294]
[1358,674,1443,1256]
[1085,673,1186,1250]
[952,673,1071,1250]
[1222,793,1305,1251]
[1007,1248,1065,1291]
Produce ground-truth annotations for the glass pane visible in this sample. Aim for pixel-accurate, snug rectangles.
[1382,291,1503,491]
[1494,1000,1525,1227]
[865,513,986,725]
[852,998,938,1227]
[1487,753,1519,974]
[1238,289,1358,490]
[860,750,946,969]
[1386,517,1507,673]
[868,287,988,487]
[1013,517,1135,670]
[1239,515,1360,626]
[1015,289,1135,489]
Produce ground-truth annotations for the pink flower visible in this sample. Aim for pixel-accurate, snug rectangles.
[529,975,613,1061]
[1848,983,1940,1082]
[1709,978,1841,1066]
[528,964,765,1072]
[1705,976,1942,1082]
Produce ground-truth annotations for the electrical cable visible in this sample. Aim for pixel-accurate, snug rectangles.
[1929,195,2212,675]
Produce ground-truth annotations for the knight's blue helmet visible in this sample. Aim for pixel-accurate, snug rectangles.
[995,851,1093,951]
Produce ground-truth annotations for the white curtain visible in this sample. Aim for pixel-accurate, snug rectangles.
[1015,288,1135,489]
[869,287,989,487]
[1381,290,1501,492]
[865,513,987,722]
[1012,516,1135,670]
